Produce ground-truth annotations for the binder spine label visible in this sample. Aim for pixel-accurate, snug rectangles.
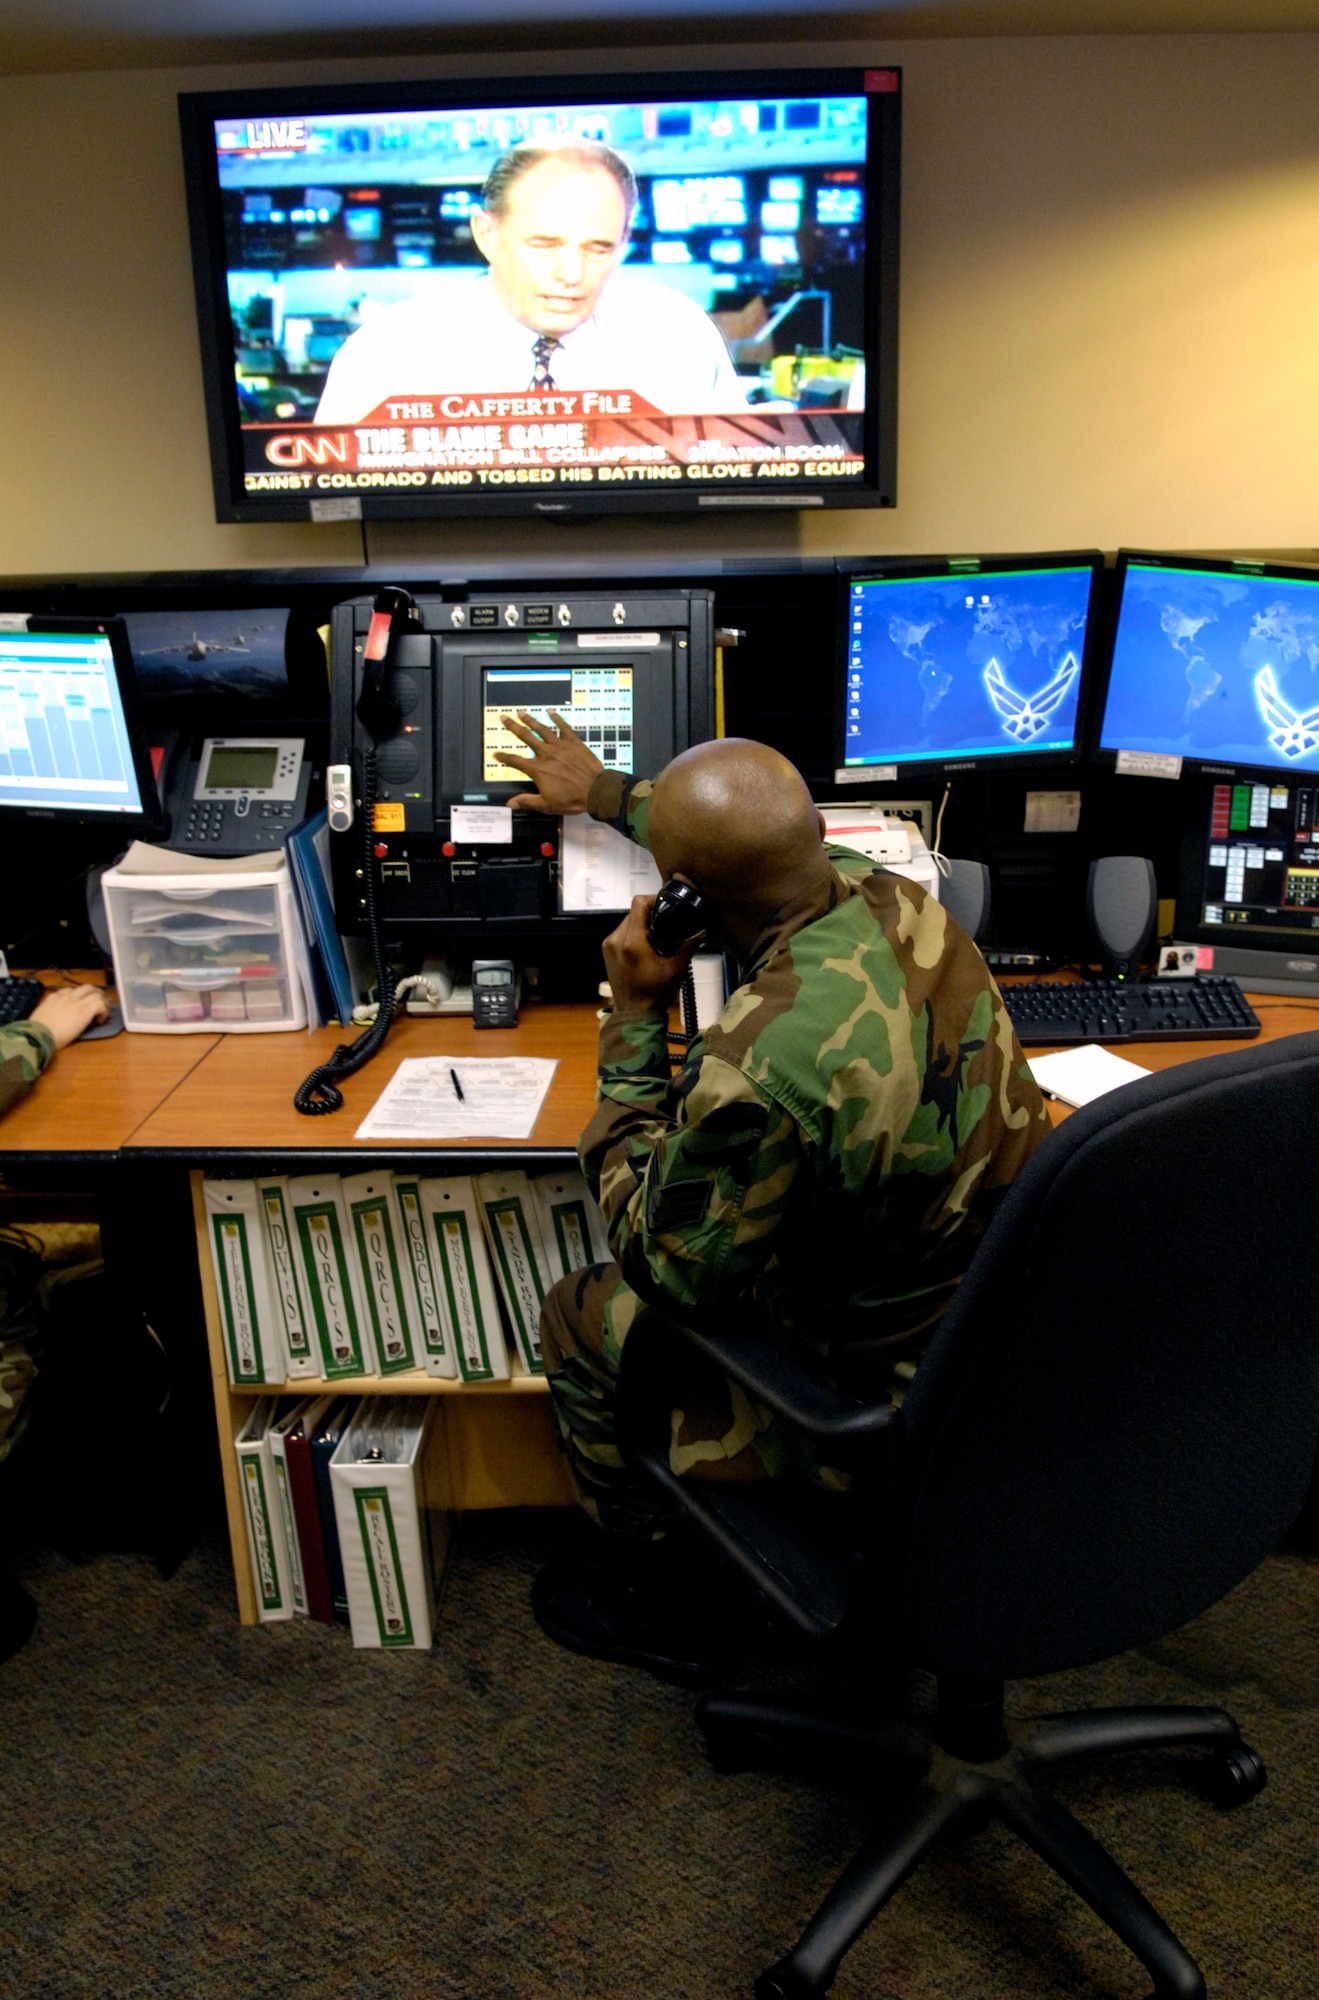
[260,1187,312,1363]
[549,1199,591,1277]
[395,1183,447,1359]
[350,1199,415,1374]
[213,1215,265,1384]
[354,1488,414,1647]
[240,1453,283,1613]
[487,1199,545,1370]
[272,1452,307,1614]
[295,1205,365,1377]
[435,1212,493,1380]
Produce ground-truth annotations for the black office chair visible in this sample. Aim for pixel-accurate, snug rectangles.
[616,1030,1319,2000]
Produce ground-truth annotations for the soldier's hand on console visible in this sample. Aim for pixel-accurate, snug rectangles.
[496,709,603,814]
[31,984,110,1050]
[603,896,696,1016]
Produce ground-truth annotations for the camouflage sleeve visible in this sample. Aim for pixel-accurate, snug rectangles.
[579,1010,806,1321]
[585,770,654,850]
[0,1021,54,1119]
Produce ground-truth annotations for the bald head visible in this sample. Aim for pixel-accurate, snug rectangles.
[648,739,831,950]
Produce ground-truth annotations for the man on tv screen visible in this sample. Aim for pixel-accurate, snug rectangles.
[315,137,749,422]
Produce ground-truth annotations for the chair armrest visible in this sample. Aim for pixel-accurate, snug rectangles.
[645,1312,901,1445]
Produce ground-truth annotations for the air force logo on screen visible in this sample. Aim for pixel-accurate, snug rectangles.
[982,651,1080,744]
[1254,666,1319,761]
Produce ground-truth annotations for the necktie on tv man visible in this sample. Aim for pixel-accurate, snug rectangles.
[530,334,561,390]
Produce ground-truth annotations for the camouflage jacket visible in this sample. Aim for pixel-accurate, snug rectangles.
[0,1021,53,1122]
[577,771,1049,1375]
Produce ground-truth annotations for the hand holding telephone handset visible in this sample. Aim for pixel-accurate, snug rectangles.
[295,585,420,1115]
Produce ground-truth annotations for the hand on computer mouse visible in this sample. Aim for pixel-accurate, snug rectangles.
[495,708,603,814]
[31,985,111,1050]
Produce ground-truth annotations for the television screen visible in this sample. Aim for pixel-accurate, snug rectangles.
[1098,554,1319,779]
[179,69,900,523]
[836,555,1102,780]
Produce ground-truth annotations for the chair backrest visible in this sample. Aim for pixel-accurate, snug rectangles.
[899,1031,1319,1682]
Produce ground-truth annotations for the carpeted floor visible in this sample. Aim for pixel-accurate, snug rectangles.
[2,1512,1316,2000]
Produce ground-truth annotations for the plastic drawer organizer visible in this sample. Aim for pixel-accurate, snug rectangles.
[102,858,307,1033]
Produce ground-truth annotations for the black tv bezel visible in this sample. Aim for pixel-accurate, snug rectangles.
[1090,548,1319,787]
[831,549,1106,787]
[177,66,901,527]
[0,617,166,839]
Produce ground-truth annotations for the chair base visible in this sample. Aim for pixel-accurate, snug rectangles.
[696,1680,1265,2000]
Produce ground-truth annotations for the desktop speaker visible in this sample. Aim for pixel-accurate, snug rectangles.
[1086,856,1158,978]
[939,859,993,944]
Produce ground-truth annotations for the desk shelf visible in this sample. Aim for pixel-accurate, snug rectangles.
[227,1366,551,1396]
[191,1169,572,1625]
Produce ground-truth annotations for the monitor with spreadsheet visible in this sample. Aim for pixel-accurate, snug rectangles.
[834,552,1103,783]
[0,619,161,831]
[1096,552,1319,781]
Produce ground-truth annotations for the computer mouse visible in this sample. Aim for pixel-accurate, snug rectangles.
[78,1002,124,1041]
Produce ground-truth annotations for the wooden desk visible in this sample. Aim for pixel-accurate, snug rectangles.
[0,1030,221,1162]
[1032,994,1319,1124]
[123,1004,602,1162]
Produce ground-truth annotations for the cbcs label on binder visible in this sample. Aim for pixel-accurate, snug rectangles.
[354,1488,414,1647]
[394,1181,449,1365]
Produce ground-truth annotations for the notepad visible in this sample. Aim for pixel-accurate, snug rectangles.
[1027,1045,1152,1108]
[354,1057,557,1141]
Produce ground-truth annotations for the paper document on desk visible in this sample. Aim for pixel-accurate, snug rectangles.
[1028,1045,1152,1108]
[354,1057,557,1141]
[559,815,661,912]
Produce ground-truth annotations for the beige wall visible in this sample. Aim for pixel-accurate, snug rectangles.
[3,32,1318,577]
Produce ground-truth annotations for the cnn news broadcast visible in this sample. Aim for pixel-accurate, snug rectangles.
[214,88,878,500]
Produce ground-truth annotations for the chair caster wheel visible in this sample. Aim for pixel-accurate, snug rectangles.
[1208,1744,1267,1806]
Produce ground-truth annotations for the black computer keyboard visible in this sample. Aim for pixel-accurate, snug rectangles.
[0,977,45,1027]
[1000,975,1261,1045]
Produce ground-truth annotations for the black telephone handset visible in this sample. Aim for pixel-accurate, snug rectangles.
[648,879,709,957]
[648,879,709,1049]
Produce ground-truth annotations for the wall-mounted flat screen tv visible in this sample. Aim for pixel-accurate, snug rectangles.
[178,68,900,524]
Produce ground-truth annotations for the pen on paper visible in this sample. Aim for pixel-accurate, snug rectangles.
[449,1068,465,1101]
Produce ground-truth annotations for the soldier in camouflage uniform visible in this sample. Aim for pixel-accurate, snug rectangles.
[0,985,108,1663]
[497,724,1049,1554]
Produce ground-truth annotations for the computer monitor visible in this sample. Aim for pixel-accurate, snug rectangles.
[1095,552,1319,782]
[0,618,162,832]
[1173,775,1319,992]
[834,552,1103,783]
